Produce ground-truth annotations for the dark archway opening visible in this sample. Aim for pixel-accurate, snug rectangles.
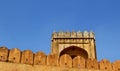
[60,46,88,59]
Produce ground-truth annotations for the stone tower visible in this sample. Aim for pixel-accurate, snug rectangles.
[51,31,97,59]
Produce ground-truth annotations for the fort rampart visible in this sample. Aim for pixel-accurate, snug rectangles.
[0,46,120,71]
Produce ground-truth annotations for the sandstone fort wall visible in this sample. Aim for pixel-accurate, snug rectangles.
[0,46,120,71]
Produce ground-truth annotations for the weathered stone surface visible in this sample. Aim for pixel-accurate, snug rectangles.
[99,59,112,70]
[77,31,82,38]
[73,56,85,69]
[0,46,9,62]
[8,48,21,63]
[90,31,95,38]
[92,58,99,69]
[71,31,77,37]
[34,51,46,65]
[21,50,34,65]
[112,60,120,71]
[59,54,72,68]
[0,61,115,71]
[86,58,99,69]
[83,31,89,38]
[51,31,97,59]
[47,54,58,66]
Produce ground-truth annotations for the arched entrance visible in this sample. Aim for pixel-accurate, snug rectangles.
[60,46,88,59]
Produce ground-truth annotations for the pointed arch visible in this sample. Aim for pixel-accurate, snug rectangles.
[60,46,88,59]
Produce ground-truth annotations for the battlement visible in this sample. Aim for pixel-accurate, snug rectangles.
[0,31,120,71]
[0,46,120,71]
[52,31,95,39]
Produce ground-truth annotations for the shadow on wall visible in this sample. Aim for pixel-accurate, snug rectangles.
[0,46,120,71]
[59,46,88,59]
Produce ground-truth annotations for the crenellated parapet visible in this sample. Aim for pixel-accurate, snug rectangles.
[112,60,120,70]
[8,48,21,63]
[52,31,95,39]
[0,46,9,62]
[0,46,120,71]
[21,50,34,65]
[34,51,46,65]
